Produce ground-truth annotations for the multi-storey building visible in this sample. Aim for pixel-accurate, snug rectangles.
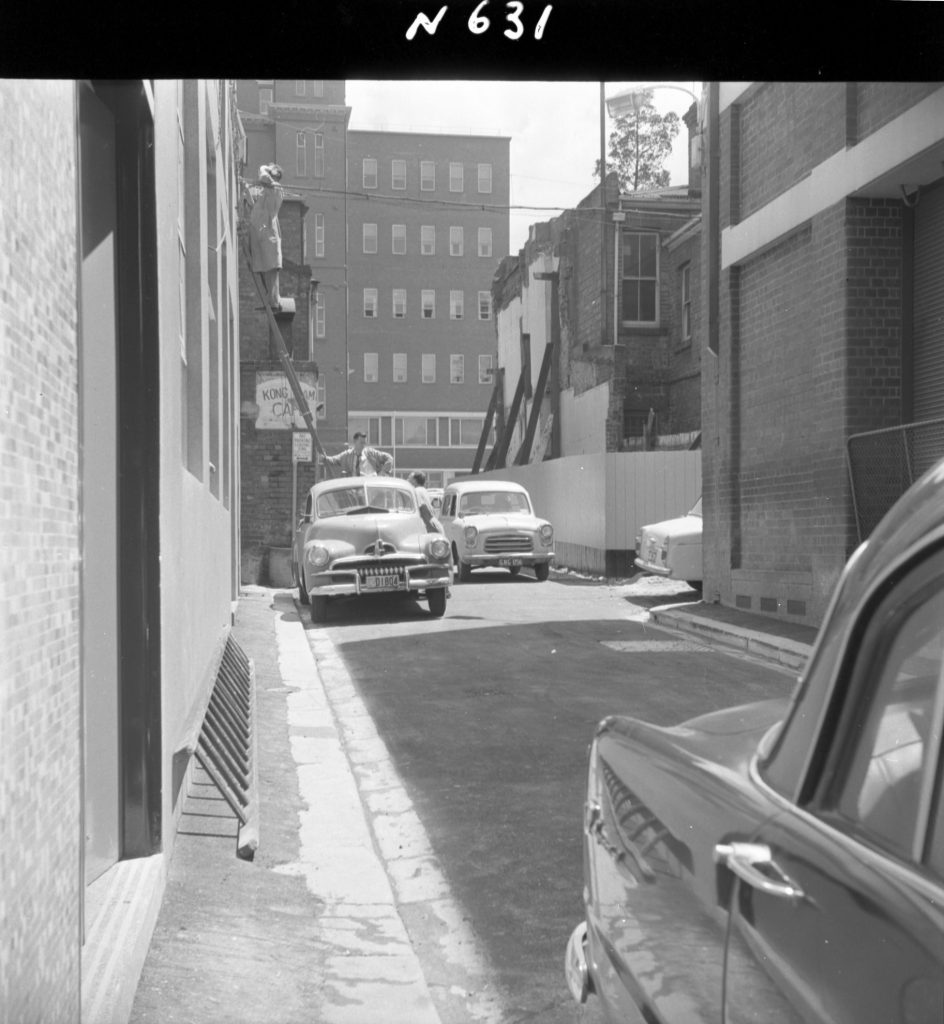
[702,81,944,626]
[1,79,243,1020]
[345,129,510,486]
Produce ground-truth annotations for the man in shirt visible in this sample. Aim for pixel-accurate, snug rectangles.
[321,432,394,478]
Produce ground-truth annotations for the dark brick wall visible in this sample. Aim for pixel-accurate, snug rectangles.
[856,82,940,140]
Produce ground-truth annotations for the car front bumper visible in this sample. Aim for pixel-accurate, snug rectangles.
[634,557,673,577]
[308,563,452,598]
[462,552,555,568]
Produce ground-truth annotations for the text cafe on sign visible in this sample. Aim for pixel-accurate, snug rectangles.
[254,371,321,431]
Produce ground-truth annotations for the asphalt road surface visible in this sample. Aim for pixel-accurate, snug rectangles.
[300,568,797,1023]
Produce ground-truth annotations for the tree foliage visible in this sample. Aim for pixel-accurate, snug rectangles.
[593,94,681,193]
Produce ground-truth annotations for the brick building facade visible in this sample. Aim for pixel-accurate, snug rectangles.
[1,79,244,1019]
[491,171,701,463]
[702,81,944,626]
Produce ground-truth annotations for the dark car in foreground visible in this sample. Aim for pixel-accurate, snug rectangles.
[292,476,452,623]
[566,460,944,1023]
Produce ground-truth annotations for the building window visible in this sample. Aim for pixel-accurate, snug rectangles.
[478,291,492,320]
[393,353,408,383]
[421,160,435,191]
[449,162,463,192]
[449,290,464,320]
[363,158,378,189]
[312,80,324,97]
[391,159,407,190]
[449,226,463,256]
[392,289,407,319]
[479,354,494,383]
[363,288,378,318]
[422,290,435,319]
[450,418,483,445]
[392,224,406,255]
[295,80,306,97]
[478,163,492,193]
[478,227,492,257]
[313,133,324,177]
[314,212,325,258]
[622,231,659,325]
[680,262,692,341]
[422,354,436,383]
[315,292,325,338]
[363,223,377,254]
[421,225,435,255]
[364,353,379,382]
[396,416,432,446]
[296,132,307,176]
[259,87,273,114]
[450,354,464,383]
[349,414,393,446]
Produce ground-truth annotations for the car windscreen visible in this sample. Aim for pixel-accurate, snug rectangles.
[316,485,416,518]
[458,490,532,515]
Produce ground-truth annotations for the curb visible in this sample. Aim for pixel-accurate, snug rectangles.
[649,604,813,673]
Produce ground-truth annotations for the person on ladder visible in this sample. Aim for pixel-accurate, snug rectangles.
[247,163,284,311]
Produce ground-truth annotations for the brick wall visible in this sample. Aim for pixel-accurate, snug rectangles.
[0,80,81,1020]
[738,83,848,221]
[857,82,940,140]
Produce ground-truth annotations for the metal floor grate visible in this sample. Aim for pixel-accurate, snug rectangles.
[195,635,259,860]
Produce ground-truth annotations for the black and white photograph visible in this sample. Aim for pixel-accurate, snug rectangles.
[6,4,944,1023]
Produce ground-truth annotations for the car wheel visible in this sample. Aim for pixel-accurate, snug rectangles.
[458,559,473,582]
[509,565,521,576]
[427,587,447,617]
[534,562,550,582]
[310,594,328,623]
[295,562,310,605]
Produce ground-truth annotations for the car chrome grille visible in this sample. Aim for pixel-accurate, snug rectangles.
[484,532,534,554]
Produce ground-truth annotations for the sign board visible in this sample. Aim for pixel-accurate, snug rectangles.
[292,431,313,463]
[255,371,320,430]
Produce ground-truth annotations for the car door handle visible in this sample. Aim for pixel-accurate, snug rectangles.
[714,842,805,901]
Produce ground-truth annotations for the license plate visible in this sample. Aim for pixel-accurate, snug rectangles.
[498,557,522,567]
[365,575,402,590]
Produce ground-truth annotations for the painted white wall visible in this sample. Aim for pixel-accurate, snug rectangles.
[560,383,609,455]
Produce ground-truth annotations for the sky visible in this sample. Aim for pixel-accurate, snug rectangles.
[345,80,700,256]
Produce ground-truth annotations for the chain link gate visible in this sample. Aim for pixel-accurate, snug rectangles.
[847,417,944,542]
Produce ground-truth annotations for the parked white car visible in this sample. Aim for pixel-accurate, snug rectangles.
[439,479,554,582]
[634,497,702,590]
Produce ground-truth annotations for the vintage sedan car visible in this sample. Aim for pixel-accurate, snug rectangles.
[291,476,452,623]
[634,496,702,590]
[566,461,944,1022]
[439,479,554,582]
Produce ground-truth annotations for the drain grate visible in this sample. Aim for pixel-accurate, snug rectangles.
[195,635,259,860]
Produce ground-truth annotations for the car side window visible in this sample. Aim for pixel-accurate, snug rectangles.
[834,577,944,861]
[305,493,313,518]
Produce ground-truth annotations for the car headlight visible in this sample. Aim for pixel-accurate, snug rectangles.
[428,537,450,561]
[463,525,478,546]
[539,523,554,544]
[307,545,330,569]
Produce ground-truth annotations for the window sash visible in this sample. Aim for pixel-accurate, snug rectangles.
[449,162,463,192]
[420,161,435,191]
[449,226,463,256]
[314,213,325,257]
[296,132,307,176]
[422,290,435,319]
[313,133,324,178]
[391,159,407,190]
[315,293,325,338]
[363,353,378,382]
[478,354,494,383]
[421,225,435,255]
[363,288,377,317]
[363,223,377,254]
[450,355,464,383]
[392,289,407,318]
[621,232,659,324]
[478,291,492,320]
[392,353,407,383]
[392,224,406,255]
[450,290,464,320]
[478,163,492,193]
[363,158,378,189]
[478,227,492,257]
[422,354,436,382]
[259,88,273,114]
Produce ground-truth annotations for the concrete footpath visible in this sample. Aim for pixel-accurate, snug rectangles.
[128,586,817,1024]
